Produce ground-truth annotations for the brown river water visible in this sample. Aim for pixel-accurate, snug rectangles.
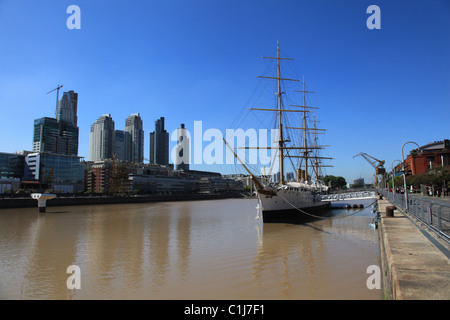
[0,198,382,300]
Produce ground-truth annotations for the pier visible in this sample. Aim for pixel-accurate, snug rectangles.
[377,195,450,299]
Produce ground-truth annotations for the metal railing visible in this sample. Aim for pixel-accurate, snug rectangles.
[320,191,376,201]
[379,189,450,243]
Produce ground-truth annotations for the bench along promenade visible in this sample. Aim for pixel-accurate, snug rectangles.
[377,190,450,300]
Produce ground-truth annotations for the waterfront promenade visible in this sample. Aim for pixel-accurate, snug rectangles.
[377,198,450,299]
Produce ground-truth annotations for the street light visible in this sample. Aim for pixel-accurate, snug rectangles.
[401,141,420,210]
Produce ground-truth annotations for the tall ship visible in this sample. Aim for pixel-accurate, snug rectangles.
[224,42,333,222]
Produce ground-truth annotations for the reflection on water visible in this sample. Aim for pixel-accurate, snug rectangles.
[0,199,382,299]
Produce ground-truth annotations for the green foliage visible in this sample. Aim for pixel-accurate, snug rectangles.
[388,175,404,188]
[322,175,347,189]
[406,166,450,187]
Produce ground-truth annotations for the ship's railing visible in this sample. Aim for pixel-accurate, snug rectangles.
[379,189,450,243]
[320,191,376,201]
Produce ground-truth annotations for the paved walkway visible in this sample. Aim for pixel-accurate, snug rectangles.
[378,199,450,300]
[409,193,450,205]
[386,192,450,238]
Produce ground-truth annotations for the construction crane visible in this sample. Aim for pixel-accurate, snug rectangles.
[353,152,386,187]
[47,84,63,109]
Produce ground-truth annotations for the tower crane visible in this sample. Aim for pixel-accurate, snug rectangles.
[47,84,63,109]
[353,152,386,187]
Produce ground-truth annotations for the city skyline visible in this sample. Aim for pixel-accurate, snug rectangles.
[0,1,449,184]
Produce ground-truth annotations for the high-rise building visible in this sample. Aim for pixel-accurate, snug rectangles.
[56,90,78,126]
[33,117,79,156]
[113,130,130,162]
[89,114,115,161]
[29,89,84,192]
[149,117,169,165]
[33,90,79,156]
[175,123,190,171]
[125,113,144,163]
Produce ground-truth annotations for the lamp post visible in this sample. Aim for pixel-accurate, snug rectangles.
[391,159,401,201]
[401,141,420,210]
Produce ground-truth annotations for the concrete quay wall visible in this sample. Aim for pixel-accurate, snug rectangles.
[377,198,450,300]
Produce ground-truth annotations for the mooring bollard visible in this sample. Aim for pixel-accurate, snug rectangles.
[31,193,56,212]
[385,205,395,217]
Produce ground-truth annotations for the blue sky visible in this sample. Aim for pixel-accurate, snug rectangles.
[0,0,449,184]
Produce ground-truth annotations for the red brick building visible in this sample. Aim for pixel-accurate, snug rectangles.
[84,160,113,193]
[404,139,450,175]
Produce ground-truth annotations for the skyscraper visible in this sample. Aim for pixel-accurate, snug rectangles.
[56,90,78,126]
[149,117,169,165]
[113,130,129,162]
[33,90,80,156]
[30,89,84,192]
[89,114,115,161]
[175,123,190,170]
[33,117,79,156]
[125,113,144,163]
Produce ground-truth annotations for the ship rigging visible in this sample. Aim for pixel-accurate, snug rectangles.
[224,42,333,222]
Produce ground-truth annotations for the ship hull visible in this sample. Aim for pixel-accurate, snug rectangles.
[257,183,331,223]
[261,202,331,223]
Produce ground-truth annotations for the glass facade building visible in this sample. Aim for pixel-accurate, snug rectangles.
[25,153,84,192]
[33,117,79,156]
[0,152,25,179]
[33,90,80,157]
[113,130,130,162]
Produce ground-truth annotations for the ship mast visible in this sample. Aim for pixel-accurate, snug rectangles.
[302,78,308,181]
[313,114,320,179]
[292,79,316,182]
[237,42,332,185]
[290,79,333,182]
[257,41,299,184]
[276,42,285,184]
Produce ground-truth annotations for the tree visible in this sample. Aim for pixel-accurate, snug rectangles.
[427,166,450,186]
[388,175,404,188]
[405,166,450,197]
[322,175,347,189]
